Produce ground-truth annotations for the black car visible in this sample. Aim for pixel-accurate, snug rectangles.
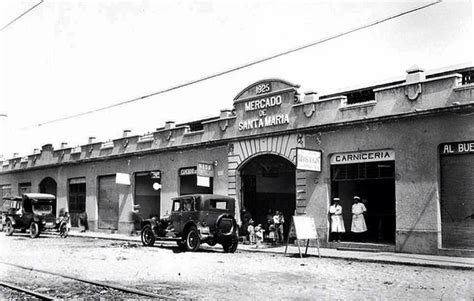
[141,194,239,252]
[4,193,57,238]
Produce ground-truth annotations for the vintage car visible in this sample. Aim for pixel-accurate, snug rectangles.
[4,193,57,238]
[141,194,239,253]
[0,195,18,232]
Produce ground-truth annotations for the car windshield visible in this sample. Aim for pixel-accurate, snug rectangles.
[32,200,53,214]
[10,200,21,210]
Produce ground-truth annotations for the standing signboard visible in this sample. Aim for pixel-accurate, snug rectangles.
[284,215,320,258]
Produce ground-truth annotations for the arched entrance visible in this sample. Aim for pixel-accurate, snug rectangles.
[239,154,296,240]
[39,177,57,216]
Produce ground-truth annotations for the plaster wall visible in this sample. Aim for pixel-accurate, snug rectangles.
[0,145,228,233]
[304,112,474,255]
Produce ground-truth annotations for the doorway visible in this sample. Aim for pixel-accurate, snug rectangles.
[331,161,396,244]
[39,177,57,217]
[239,154,296,239]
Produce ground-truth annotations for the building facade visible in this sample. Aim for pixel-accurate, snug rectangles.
[1,65,473,257]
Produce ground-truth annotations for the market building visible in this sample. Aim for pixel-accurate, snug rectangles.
[1,64,473,257]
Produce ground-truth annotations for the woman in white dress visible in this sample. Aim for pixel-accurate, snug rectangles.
[329,197,345,242]
[351,196,367,240]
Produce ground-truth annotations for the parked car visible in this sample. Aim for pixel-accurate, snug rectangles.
[4,193,57,238]
[0,195,19,232]
[141,194,239,253]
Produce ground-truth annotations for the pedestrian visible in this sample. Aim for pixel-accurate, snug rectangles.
[247,219,256,245]
[351,196,367,241]
[129,204,142,236]
[254,224,264,248]
[273,210,285,243]
[329,197,345,242]
[79,211,89,232]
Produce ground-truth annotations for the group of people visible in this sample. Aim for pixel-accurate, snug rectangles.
[329,196,367,242]
[243,208,285,248]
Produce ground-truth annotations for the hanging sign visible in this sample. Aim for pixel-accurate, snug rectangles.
[296,148,322,172]
[197,176,210,187]
[116,173,131,185]
[197,162,214,177]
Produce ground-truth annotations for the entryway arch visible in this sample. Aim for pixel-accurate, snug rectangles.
[39,177,57,216]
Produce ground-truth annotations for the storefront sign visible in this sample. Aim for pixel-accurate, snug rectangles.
[238,93,290,131]
[197,162,214,177]
[330,149,395,165]
[296,148,322,172]
[440,141,474,155]
[179,167,196,176]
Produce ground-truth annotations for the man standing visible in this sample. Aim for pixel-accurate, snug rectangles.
[351,196,367,241]
[329,197,345,242]
[273,210,285,243]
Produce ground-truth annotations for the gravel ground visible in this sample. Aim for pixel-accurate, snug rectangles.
[0,233,472,300]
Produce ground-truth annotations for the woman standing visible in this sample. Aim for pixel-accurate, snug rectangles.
[329,197,345,242]
[351,196,367,241]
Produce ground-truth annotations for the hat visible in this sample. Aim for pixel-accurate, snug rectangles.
[333,197,340,201]
[353,196,360,200]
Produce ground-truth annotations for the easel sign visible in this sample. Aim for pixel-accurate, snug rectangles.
[284,215,320,258]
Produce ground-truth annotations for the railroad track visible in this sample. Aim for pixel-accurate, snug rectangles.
[0,261,175,299]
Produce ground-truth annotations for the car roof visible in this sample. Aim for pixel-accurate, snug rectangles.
[2,195,22,200]
[23,193,56,199]
[172,194,234,201]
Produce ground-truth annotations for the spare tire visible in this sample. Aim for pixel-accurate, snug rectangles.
[215,214,236,236]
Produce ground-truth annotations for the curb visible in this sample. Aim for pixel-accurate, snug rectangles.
[61,232,474,271]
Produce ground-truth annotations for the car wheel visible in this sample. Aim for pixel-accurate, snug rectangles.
[185,226,201,252]
[141,225,155,247]
[5,220,14,236]
[29,222,40,238]
[223,234,239,253]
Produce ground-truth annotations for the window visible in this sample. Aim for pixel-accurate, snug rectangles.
[19,183,31,194]
[345,89,375,105]
[0,184,12,198]
[172,200,181,212]
[210,199,228,210]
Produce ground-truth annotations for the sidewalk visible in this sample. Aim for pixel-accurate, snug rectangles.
[63,230,474,271]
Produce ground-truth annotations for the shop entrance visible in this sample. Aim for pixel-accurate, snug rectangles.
[239,154,296,240]
[134,171,161,219]
[331,161,396,244]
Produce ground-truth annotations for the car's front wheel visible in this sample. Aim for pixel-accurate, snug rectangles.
[141,225,155,246]
[184,226,201,252]
[5,220,14,236]
[29,222,40,238]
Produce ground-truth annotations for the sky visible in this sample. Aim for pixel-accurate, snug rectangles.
[0,0,472,159]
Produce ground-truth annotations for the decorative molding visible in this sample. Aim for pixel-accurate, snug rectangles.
[219,119,229,131]
[405,83,422,101]
[303,103,315,117]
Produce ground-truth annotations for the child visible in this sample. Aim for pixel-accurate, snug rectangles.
[255,224,264,249]
[247,219,256,245]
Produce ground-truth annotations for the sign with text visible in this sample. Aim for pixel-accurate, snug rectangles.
[197,162,214,177]
[440,141,474,155]
[179,167,196,176]
[296,148,322,172]
[330,149,395,165]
